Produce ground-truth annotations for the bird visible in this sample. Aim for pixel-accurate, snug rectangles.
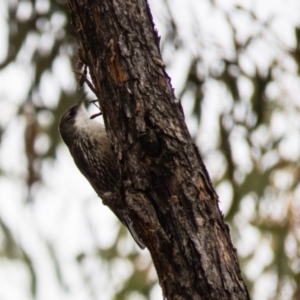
[59,98,145,249]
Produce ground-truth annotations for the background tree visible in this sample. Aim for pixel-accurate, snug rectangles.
[0,0,299,299]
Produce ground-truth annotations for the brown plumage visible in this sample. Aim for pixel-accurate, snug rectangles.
[59,99,145,249]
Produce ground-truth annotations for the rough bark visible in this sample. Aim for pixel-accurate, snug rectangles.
[68,0,250,299]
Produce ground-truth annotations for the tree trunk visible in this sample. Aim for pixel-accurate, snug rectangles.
[68,0,250,299]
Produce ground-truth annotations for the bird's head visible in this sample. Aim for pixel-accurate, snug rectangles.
[59,98,101,145]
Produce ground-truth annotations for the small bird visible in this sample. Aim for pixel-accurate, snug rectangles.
[59,99,145,249]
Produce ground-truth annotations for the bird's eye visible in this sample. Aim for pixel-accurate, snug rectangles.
[69,107,77,117]
[62,107,76,124]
